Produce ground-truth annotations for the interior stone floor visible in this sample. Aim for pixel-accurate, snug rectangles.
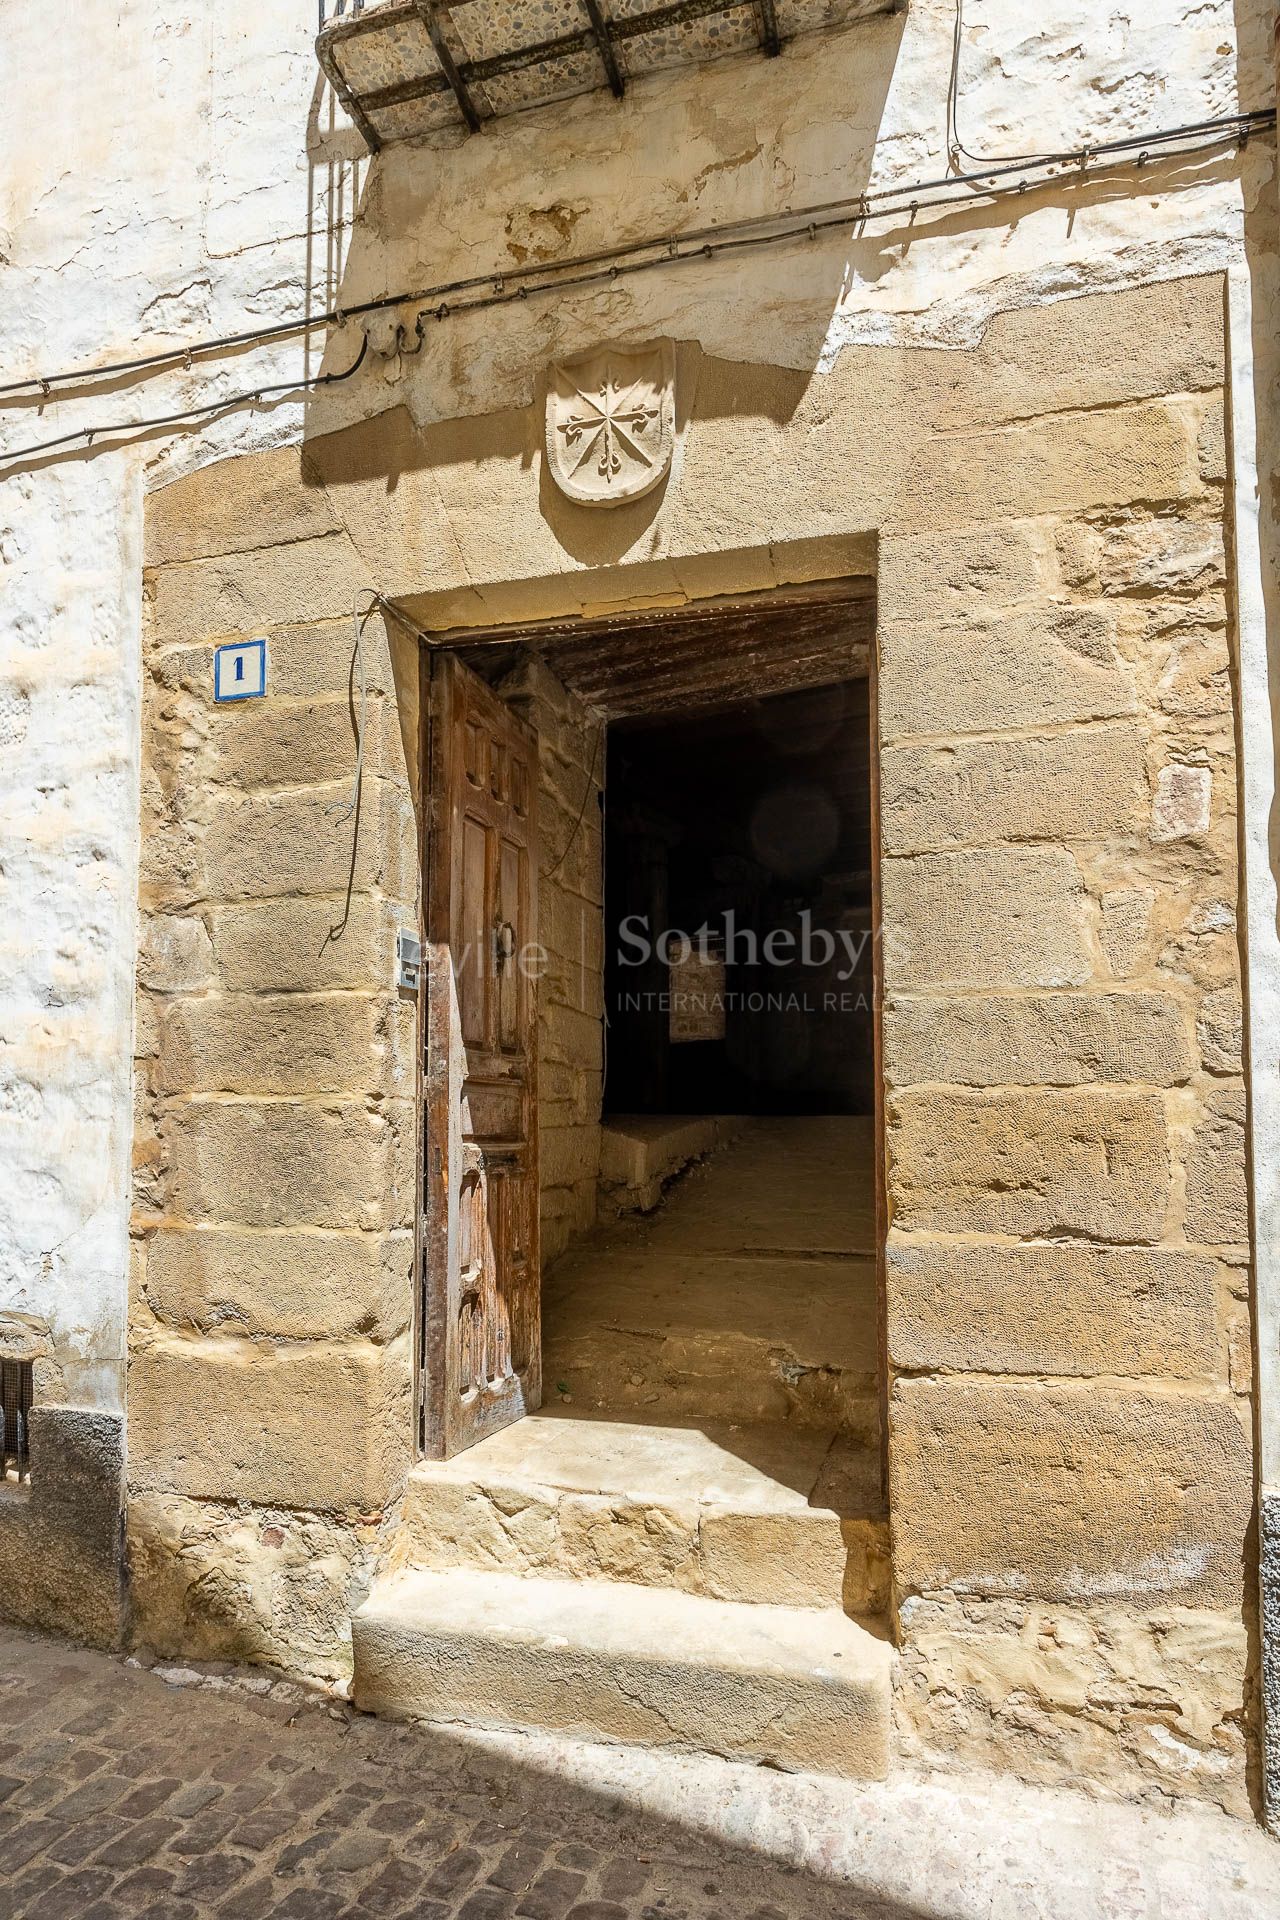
[541,1116,881,1444]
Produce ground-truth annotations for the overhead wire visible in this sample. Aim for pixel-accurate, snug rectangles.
[0,334,369,467]
[0,105,1270,470]
[0,308,345,405]
[323,586,386,951]
[0,103,1270,416]
[945,0,1250,176]
[330,589,377,829]
[947,0,1064,170]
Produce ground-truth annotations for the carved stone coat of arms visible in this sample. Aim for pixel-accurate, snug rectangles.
[545,342,675,507]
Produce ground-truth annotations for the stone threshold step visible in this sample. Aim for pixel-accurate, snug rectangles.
[353,1567,892,1780]
[598,1113,738,1214]
[393,1414,889,1612]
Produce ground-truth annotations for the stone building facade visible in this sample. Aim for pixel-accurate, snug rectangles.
[2,0,1280,1834]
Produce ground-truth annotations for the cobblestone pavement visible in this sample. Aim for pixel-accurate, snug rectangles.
[0,1626,901,1920]
[1,1623,1278,1920]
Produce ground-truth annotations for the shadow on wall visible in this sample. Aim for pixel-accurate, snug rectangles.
[1231,2,1280,939]
[0,1409,124,1648]
[296,9,910,503]
[290,8,1252,560]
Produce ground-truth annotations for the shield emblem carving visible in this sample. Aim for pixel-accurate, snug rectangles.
[545,341,675,507]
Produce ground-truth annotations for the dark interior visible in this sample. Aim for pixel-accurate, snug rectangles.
[604,678,874,1117]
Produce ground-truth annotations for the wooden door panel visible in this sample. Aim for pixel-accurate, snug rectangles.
[421,653,541,1459]
[463,1079,525,1142]
[459,813,490,1049]
[498,837,523,1053]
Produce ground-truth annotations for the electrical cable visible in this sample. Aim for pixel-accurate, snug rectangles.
[0,334,370,467]
[546,721,604,882]
[348,586,454,654]
[0,104,1270,414]
[0,108,1268,469]
[945,0,1246,175]
[0,310,341,405]
[322,586,380,950]
[330,590,376,827]
[947,0,1064,171]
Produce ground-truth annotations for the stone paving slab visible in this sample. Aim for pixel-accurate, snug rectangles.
[0,1622,1277,1920]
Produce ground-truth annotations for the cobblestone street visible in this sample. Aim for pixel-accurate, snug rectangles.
[0,1626,865,1920]
[0,1623,1277,1920]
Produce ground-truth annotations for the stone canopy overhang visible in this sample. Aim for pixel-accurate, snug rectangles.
[316,0,903,150]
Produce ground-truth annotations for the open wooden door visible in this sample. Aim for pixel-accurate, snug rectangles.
[420,652,541,1459]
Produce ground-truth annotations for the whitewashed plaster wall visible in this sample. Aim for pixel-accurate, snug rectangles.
[0,4,345,1406]
[0,0,1276,1413]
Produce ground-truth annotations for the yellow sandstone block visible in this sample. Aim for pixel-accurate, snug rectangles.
[888,1088,1168,1240]
[891,1378,1251,1609]
[127,1331,411,1511]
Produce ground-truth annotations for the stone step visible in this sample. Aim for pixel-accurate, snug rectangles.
[390,1414,889,1615]
[542,1248,880,1435]
[598,1114,738,1216]
[353,1567,892,1779]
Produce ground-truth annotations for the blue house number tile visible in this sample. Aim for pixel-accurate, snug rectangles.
[215,638,268,702]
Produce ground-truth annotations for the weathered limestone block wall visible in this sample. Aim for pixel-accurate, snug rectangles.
[3,0,1275,1694]
[124,492,610,1676]
[125,272,1257,1807]
[877,290,1254,1815]
[127,462,421,1682]
[498,657,606,1266]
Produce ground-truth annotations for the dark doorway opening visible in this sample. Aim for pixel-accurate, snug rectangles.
[604,679,874,1120]
[425,583,888,1607]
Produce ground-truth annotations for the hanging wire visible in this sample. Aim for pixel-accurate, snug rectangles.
[0,334,369,469]
[945,0,1210,175]
[330,590,379,825]
[0,104,1270,417]
[319,586,451,953]
[545,719,604,882]
[1,106,1265,474]
[322,587,382,949]
[946,0,1063,172]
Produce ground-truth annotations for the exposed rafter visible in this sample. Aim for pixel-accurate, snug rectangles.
[448,580,877,720]
[314,26,385,152]
[354,0,759,126]
[584,0,626,100]
[756,0,782,58]
[412,0,482,130]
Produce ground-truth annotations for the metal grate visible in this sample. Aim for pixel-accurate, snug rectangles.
[317,0,901,151]
[0,1361,33,1486]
